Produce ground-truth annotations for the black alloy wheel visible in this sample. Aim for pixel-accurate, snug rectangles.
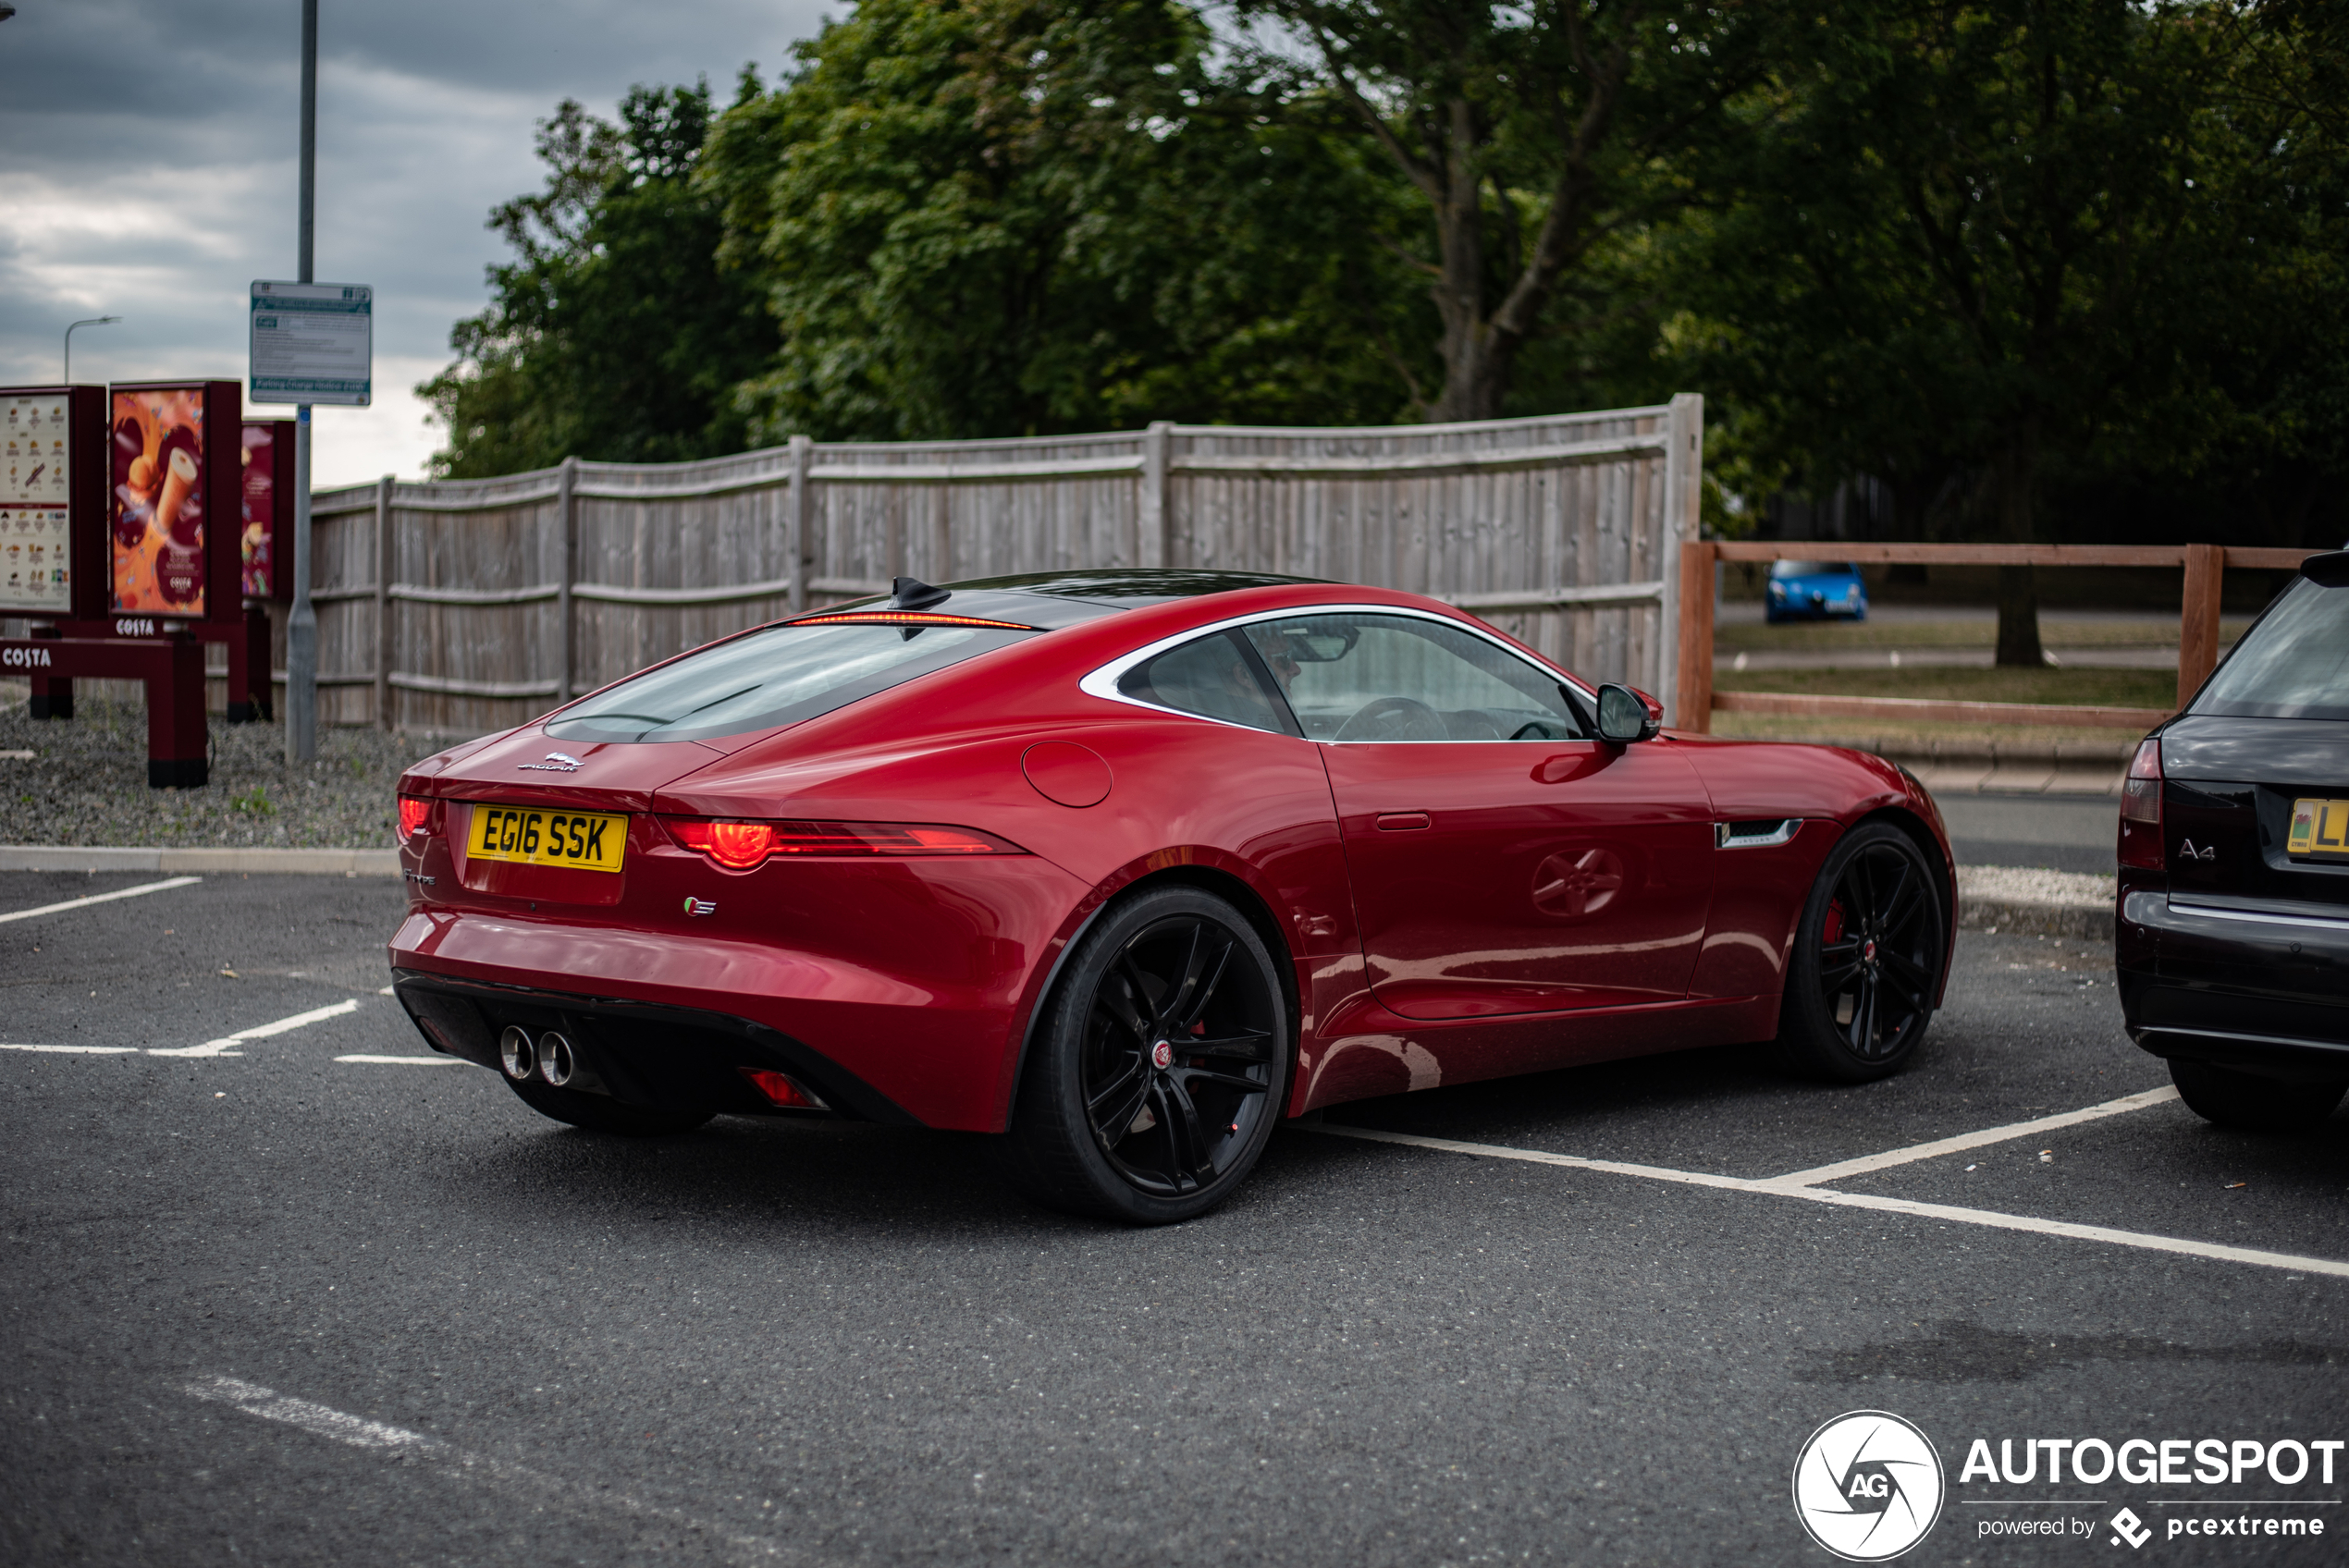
[1000,886,1289,1223]
[1775,821,1947,1082]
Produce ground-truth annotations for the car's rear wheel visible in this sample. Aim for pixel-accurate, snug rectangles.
[1000,886,1289,1224]
[503,1075,714,1136]
[2171,1060,2347,1133]
[1774,822,1946,1082]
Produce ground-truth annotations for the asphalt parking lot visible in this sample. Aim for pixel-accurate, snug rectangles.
[4,864,2343,1566]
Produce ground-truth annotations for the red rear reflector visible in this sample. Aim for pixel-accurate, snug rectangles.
[663,817,1022,868]
[791,610,1035,631]
[740,1067,820,1109]
[2118,738,2162,870]
[398,796,435,839]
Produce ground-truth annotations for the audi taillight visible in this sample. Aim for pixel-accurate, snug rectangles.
[2118,739,2162,870]
[662,817,1024,870]
[398,795,438,840]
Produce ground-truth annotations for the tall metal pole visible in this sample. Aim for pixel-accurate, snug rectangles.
[286,0,319,763]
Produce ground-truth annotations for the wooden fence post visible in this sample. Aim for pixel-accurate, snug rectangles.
[374,474,393,730]
[1677,539,1717,734]
[788,435,812,614]
[1139,421,1172,570]
[2178,542,2224,708]
[1655,393,1704,723]
[556,455,578,704]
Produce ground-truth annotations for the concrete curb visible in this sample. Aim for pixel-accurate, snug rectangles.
[1957,895,2114,941]
[0,845,400,876]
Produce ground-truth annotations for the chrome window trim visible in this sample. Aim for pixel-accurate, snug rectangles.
[2167,900,2349,932]
[1716,819,1801,850]
[1078,603,1595,741]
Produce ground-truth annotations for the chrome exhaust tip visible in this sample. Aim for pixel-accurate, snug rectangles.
[498,1024,536,1080]
[536,1031,577,1087]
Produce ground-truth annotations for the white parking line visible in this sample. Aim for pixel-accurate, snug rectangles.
[0,876,201,925]
[150,998,363,1059]
[335,1054,460,1065]
[183,1375,793,1564]
[1765,1084,2182,1188]
[0,1044,141,1054]
[1307,1120,2349,1280]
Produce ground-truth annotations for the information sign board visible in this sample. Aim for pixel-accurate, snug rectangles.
[1,392,74,613]
[249,280,372,406]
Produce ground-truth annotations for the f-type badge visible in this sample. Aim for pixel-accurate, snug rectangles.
[518,752,583,772]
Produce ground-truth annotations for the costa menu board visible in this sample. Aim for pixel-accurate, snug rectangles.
[1,389,90,616]
[240,420,292,600]
[110,381,240,619]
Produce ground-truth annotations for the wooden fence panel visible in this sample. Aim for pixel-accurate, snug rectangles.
[295,398,1700,737]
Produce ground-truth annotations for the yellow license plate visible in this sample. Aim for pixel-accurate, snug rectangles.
[467,804,627,872]
[2286,798,2349,860]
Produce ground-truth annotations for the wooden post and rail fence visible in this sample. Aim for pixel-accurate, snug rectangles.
[1673,541,2324,736]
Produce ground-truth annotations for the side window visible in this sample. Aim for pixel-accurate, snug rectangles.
[1117,630,1292,734]
[1248,613,1583,742]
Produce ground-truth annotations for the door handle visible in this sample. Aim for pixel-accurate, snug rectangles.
[1375,812,1432,832]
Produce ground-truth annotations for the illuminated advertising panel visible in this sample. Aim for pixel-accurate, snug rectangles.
[240,420,293,601]
[110,383,243,618]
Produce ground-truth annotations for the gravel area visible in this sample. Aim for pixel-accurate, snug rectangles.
[0,692,449,848]
[1957,864,2115,906]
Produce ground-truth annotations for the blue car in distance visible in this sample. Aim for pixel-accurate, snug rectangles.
[1766,559,1869,623]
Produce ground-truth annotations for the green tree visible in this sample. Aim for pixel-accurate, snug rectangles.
[1665,0,2265,662]
[697,0,1433,442]
[419,80,779,476]
[1226,0,1767,422]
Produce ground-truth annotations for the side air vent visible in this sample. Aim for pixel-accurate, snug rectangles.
[1716,819,1801,850]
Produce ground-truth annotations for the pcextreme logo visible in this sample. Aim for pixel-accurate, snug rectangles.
[1792,1411,1947,1562]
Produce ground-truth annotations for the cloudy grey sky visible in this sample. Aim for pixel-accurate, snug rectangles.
[0,0,825,487]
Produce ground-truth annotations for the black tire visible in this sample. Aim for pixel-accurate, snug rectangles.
[1774,821,1947,1083]
[999,885,1290,1223]
[503,1074,714,1136]
[2171,1060,2347,1133]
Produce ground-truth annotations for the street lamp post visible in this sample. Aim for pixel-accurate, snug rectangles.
[63,316,121,383]
[286,0,319,765]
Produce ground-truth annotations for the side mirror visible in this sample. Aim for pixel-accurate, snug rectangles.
[1595,682,1661,744]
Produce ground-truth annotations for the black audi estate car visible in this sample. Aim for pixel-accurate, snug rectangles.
[2119,550,2349,1130]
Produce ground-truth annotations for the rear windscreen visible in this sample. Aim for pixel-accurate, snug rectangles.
[2193,577,2349,721]
[545,622,1033,743]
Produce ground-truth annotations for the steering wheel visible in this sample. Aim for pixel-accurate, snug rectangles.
[1334,695,1448,742]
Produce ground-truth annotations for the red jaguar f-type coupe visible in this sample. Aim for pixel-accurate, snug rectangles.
[391,570,1956,1221]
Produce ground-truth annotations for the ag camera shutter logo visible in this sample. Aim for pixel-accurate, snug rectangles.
[1792,1410,1946,1561]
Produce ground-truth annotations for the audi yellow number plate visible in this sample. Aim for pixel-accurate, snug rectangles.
[468,804,627,873]
[2285,798,2349,861]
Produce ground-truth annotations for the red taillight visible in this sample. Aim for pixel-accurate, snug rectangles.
[662,817,1023,869]
[739,1067,823,1109]
[398,796,436,839]
[2119,738,2162,870]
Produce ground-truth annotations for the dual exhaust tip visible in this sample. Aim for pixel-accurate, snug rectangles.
[499,1024,581,1087]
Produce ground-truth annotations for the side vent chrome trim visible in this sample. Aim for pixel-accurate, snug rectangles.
[1716,819,1800,850]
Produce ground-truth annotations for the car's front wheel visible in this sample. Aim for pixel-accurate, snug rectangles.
[999,886,1289,1223]
[1774,822,1947,1082]
[2171,1060,2347,1133]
